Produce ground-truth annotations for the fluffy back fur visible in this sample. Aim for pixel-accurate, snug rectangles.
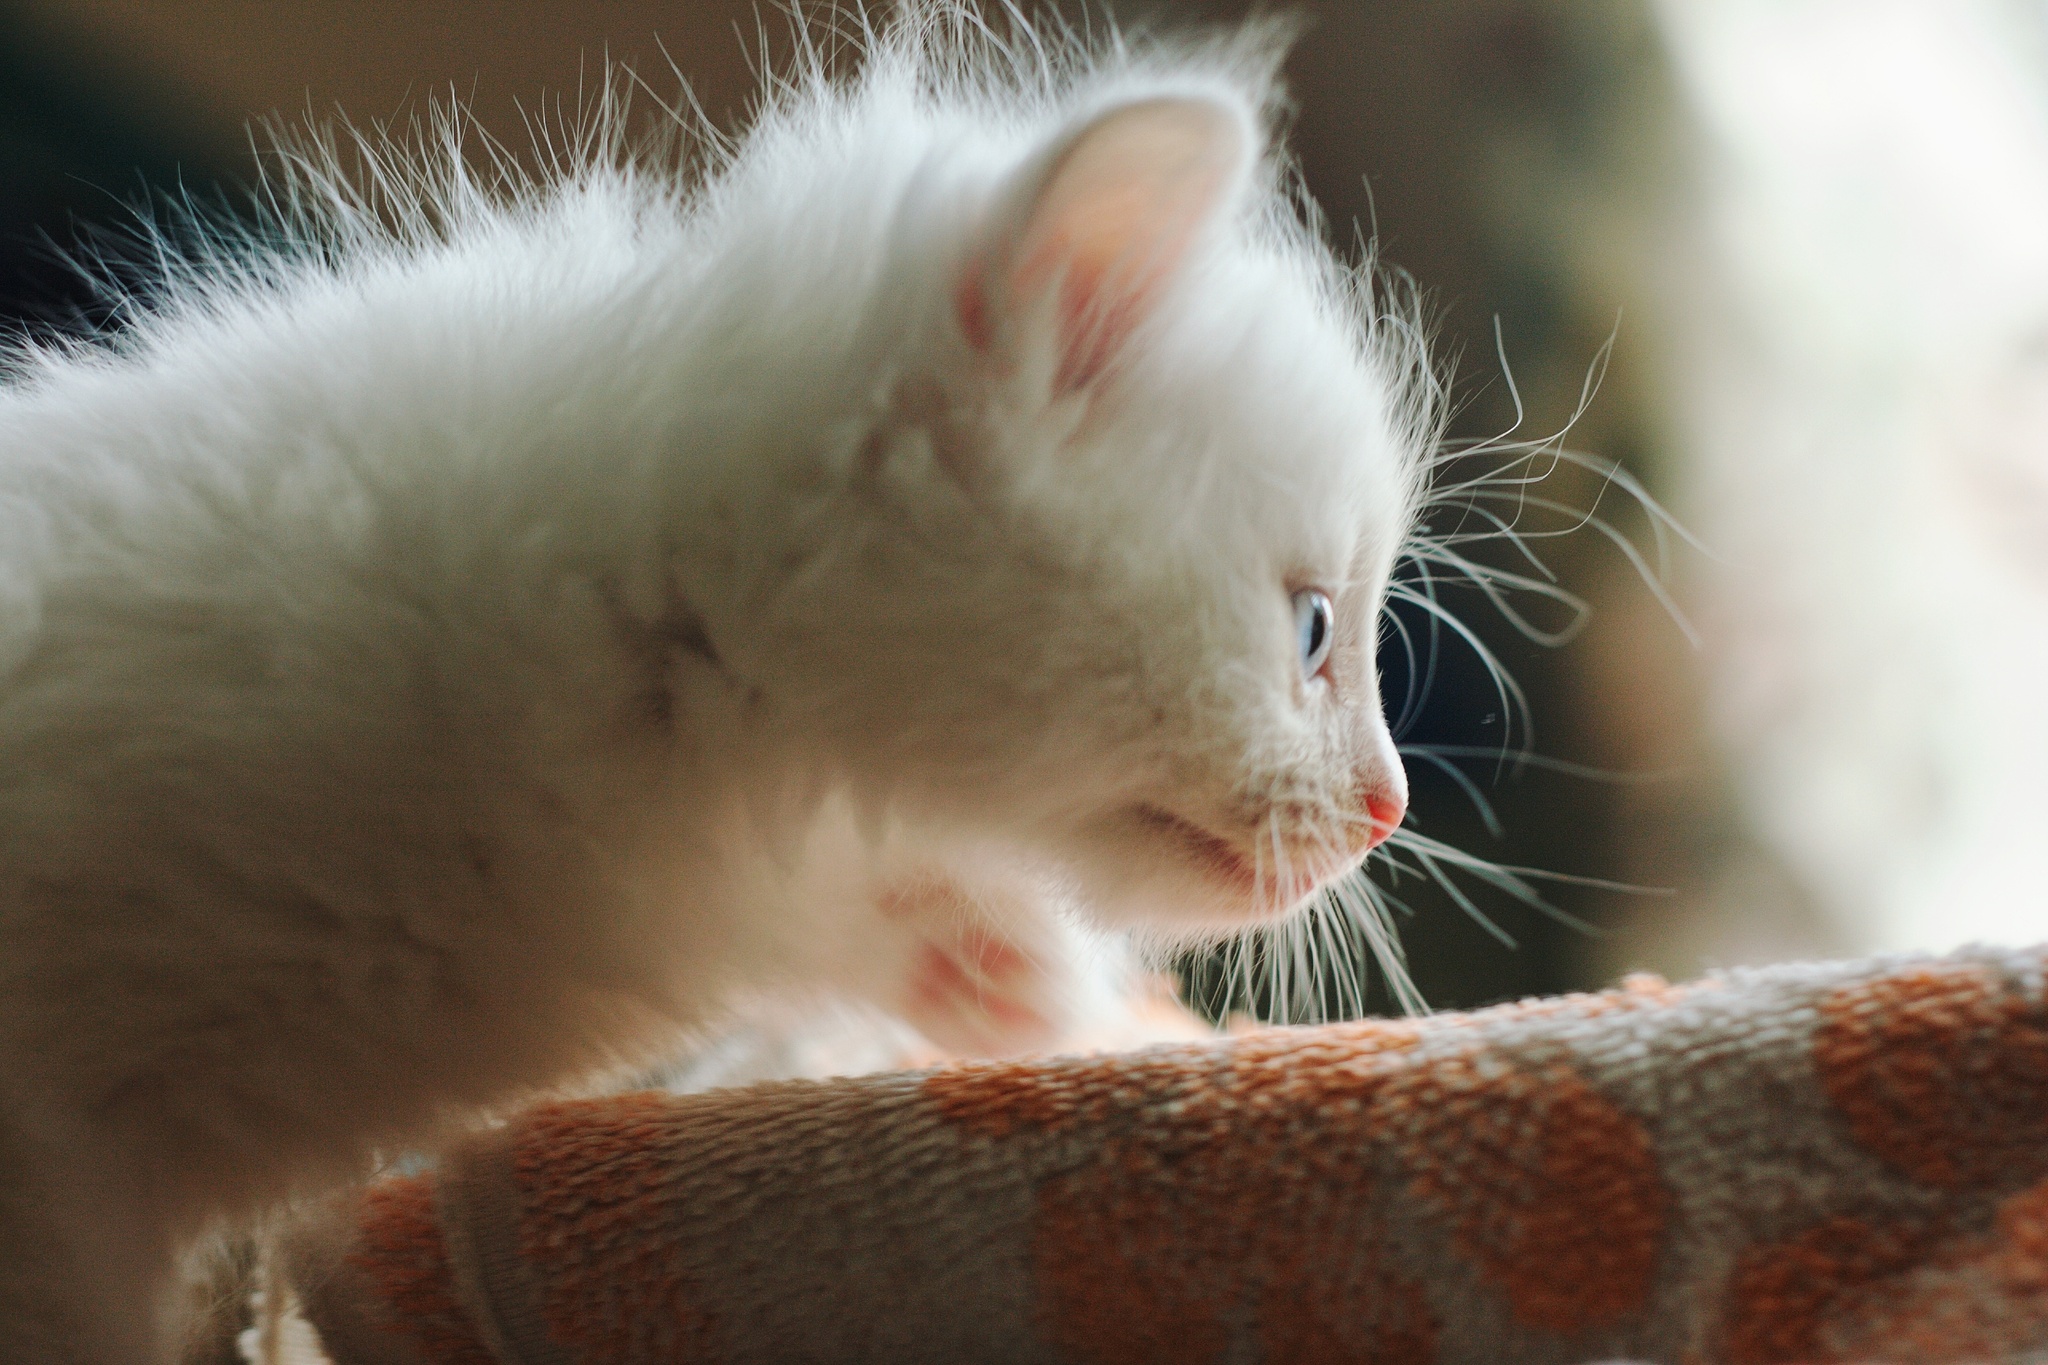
[0,6,1434,1359]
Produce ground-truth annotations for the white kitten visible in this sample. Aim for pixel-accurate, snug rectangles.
[0,8,1425,1359]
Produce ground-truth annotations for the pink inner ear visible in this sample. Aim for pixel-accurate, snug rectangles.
[955,250,995,354]
[1017,151,1232,388]
[961,97,1248,392]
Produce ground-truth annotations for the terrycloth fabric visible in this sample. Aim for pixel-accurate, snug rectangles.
[277,944,2048,1364]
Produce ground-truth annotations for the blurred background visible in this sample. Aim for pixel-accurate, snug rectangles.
[6,0,2046,1016]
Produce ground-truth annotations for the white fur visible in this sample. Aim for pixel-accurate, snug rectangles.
[0,8,1428,1358]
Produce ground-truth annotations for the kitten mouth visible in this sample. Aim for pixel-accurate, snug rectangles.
[1131,804,1258,893]
[1130,804,1344,913]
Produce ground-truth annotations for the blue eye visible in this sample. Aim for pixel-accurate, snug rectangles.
[1292,588,1334,680]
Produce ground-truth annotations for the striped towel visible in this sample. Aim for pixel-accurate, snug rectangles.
[239,944,2048,1364]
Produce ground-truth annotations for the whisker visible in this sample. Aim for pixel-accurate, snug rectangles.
[1386,581,1535,747]
[1406,844,1520,949]
[1329,872,1427,1016]
[1400,743,1688,785]
[1400,749,1504,838]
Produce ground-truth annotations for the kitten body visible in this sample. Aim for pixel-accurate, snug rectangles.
[0,10,1424,1359]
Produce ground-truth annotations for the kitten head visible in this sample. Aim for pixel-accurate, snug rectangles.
[734,48,1429,944]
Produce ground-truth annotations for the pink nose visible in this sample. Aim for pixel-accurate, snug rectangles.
[1363,792,1405,851]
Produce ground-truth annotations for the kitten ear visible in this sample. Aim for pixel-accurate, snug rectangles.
[959,95,1254,392]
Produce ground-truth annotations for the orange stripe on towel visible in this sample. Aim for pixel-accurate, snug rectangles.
[1816,962,2048,1193]
[1380,1054,1666,1333]
[512,1092,717,1363]
[958,1024,1439,1365]
[347,1176,498,1365]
